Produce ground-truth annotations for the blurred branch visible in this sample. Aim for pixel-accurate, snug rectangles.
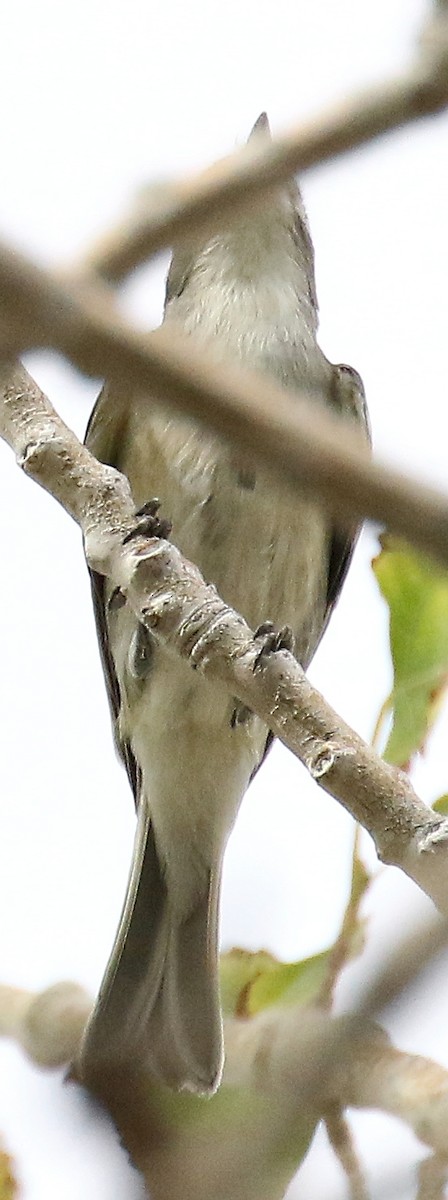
[79,3,448,283]
[317,830,371,1010]
[330,1026,448,1160]
[4,245,448,568]
[2,977,448,1198]
[417,1154,448,1200]
[0,982,91,1068]
[85,1011,448,1199]
[0,1141,18,1200]
[1,361,448,909]
[323,1105,369,1200]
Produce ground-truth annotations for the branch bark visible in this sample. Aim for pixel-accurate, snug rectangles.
[3,244,448,567]
[1,360,448,910]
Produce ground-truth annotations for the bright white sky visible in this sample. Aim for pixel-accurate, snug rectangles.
[1,0,448,1197]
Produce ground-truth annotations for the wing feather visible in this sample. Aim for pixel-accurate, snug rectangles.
[85,386,141,805]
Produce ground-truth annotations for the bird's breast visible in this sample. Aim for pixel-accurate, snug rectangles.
[135,411,329,669]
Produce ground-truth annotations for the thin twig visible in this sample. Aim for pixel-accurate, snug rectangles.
[324,1104,370,1200]
[331,1022,448,1159]
[317,829,372,1010]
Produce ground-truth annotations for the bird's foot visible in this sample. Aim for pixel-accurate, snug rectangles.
[253,621,295,670]
[123,498,173,544]
[230,702,252,728]
[231,622,295,722]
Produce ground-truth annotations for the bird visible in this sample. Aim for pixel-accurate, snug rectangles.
[82,113,370,1095]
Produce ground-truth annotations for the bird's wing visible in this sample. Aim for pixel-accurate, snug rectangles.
[85,385,142,805]
[88,566,142,803]
[320,361,371,636]
[255,362,370,773]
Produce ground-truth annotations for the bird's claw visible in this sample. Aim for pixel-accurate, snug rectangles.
[123,498,173,545]
[230,703,252,728]
[253,621,295,670]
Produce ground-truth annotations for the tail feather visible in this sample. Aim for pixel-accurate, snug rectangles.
[81,801,223,1094]
[163,868,223,1090]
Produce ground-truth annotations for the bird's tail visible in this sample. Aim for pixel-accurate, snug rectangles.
[80,801,223,1094]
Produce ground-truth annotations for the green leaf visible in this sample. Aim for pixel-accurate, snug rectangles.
[220,946,331,1017]
[220,919,366,1021]
[372,536,448,766]
[220,949,280,1018]
[433,794,448,816]
[248,950,330,1013]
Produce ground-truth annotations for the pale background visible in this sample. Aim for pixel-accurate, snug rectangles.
[0,0,447,1196]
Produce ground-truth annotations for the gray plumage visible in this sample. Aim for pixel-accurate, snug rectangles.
[82,115,369,1094]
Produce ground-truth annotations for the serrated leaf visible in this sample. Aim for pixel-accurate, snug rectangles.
[372,536,448,766]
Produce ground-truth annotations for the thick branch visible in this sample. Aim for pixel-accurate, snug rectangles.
[3,246,448,567]
[1,361,448,911]
[81,6,448,283]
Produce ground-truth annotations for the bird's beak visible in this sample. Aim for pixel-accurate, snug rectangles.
[248,112,271,142]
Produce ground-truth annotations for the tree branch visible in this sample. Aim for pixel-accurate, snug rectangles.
[0,983,91,1068]
[3,244,448,568]
[2,979,448,1198]
[330,1024,448,1160]
[417,1154,448,1200]
[78,3,448,283]
[323,1105,369,1200]
[1,361,448,910]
